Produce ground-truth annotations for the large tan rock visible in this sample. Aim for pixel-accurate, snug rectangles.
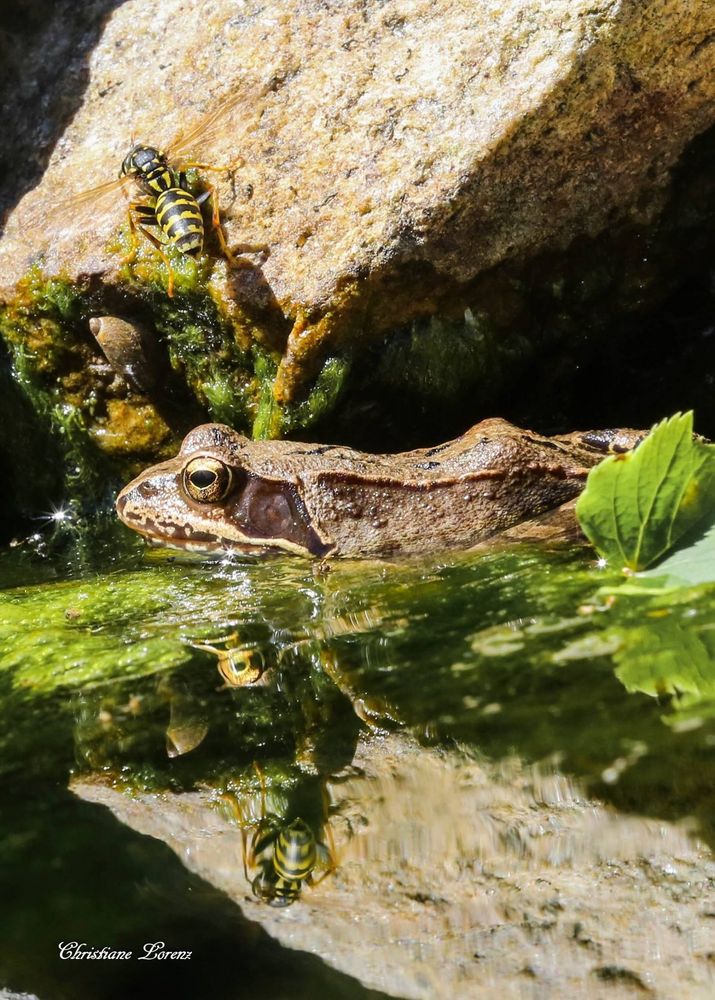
[1,0,713,400]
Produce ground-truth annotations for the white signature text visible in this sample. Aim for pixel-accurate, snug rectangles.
[58,941,192,961]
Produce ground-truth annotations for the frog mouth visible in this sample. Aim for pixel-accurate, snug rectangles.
[115,503,284,555]
[115,495,321,557]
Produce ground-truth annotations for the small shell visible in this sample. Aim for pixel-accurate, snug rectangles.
[165,696,209,758]
[89,315,159,391]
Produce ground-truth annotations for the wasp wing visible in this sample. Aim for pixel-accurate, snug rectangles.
[166,85,252,169]
[12,174,132,254]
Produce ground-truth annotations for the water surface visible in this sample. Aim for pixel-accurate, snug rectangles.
[1,533,713,998]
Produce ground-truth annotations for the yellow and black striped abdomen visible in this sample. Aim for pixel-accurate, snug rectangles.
[273,819,317,881]
[155,187,204,255]
[144,163,174,195]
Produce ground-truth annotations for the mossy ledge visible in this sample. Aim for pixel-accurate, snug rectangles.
[0,239,353,515]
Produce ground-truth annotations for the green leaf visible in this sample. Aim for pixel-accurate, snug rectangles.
[575,412,715,571]
[611,617,715,699]
[638,520,715,588]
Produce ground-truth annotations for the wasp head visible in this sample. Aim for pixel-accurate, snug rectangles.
[251,870,300,907]
[120,144,164,179]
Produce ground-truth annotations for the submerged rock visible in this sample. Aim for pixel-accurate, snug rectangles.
[73,734,715,1000]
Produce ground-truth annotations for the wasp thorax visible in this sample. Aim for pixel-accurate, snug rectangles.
[182,457,234,503]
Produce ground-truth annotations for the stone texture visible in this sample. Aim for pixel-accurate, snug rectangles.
[73,735,715,1000]
[1,0,713,401]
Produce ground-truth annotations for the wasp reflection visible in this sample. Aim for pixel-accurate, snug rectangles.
[220,762,337,907]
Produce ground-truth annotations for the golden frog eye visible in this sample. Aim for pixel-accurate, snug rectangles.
[182,457,234,503]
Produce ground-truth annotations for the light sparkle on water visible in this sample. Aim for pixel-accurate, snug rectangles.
[35,503,74,528]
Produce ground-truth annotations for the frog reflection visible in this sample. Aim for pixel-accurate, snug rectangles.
[221,763,337,907]
[72,635,362,780]
[188,631,268,688]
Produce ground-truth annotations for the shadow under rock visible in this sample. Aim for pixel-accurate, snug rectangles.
[0,0,126,225]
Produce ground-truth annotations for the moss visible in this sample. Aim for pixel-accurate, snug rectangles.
[0,266,175,453]
[282,355,351,435]
[251,347,284,439]
[150,291,255,427]
[0,255,340,484]
[1,268,89,376]
[87,398,173,455]
[0,271,112,520]
[106,222,278,430]
[252,350,351,439]
[377,309,530,406]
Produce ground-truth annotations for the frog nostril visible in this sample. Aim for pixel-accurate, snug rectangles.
[138,481,160,500]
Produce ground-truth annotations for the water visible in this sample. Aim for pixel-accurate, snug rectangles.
[0,534,713,999]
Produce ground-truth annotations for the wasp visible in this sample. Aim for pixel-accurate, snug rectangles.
[118,142,258,297]
[224,763,337,907]
[19,88,267,296]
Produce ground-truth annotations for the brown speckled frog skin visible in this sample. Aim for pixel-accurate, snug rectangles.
[116,420,643,558]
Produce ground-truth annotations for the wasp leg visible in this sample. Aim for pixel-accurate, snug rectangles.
[205,186,271,266]
[181,155,246,173]
[242,826,257,883]
[120,212,138,265]
[253,761,269,819]
[309,786,338,887]
[308,859,336,887]
[120,203,156,266]
[218,791,257,883]
[201,183,237,265]
[138,225,176,298]
[189,631,240,652]
[189,178,269,267]
[231,241,271,259]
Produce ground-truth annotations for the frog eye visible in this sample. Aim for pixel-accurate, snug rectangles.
[182,457,234,503]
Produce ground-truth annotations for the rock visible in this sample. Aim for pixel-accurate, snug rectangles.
[72,734,715,1000]
[1,0,713,411]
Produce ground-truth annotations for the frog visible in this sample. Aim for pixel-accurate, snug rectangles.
[115,419,643,558]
